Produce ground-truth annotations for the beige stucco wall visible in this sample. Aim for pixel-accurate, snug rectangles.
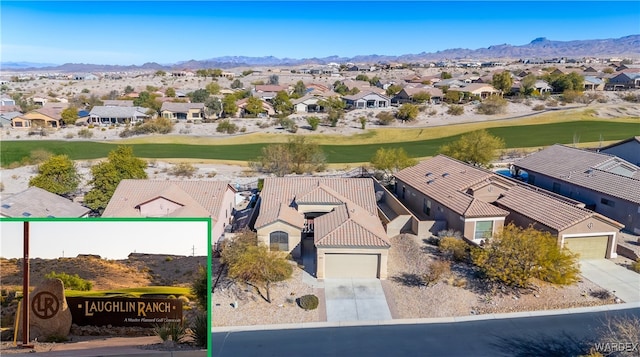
[559,217,620,258]
[316,247,389,280]
[463,217,505,242]
[139,198,182,217]
[212,187,237,242]
[257,221,303,258]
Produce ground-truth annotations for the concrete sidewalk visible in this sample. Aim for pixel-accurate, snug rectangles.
[580,259,640,303]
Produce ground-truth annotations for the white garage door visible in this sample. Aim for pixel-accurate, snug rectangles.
[324,254,379,279]
[564,235,609,259]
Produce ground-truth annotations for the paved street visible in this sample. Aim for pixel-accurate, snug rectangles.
[212,306,640,357]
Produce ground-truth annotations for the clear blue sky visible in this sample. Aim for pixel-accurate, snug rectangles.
[1,1,639,65]
[0,220,209,259]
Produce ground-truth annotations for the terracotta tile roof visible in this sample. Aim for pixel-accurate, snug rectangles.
[496,186,624,231]
[514,144,640,203]
[315,203,390,248]
[394,155,510,218]
[256,177,388,248]
[102,180,233,218]
[160,102,205,112]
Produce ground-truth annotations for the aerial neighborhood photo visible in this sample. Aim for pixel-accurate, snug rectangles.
[1,1,639,356]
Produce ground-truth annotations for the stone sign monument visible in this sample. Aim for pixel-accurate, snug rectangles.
[18,278,72,341]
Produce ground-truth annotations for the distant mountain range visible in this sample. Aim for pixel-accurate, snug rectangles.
[2,35,639,72]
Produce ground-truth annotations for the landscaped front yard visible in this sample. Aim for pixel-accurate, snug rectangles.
[382,234,616,319]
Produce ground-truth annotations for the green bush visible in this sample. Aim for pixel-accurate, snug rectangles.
[45,271,92,291]
[190,311,208,347]
[447,105,464,116]
[396,103,419,121]
[154,320,187,343]
[439,237,469,262]
[471,224,579,288]
[631,259,640,273]
[306,116,320,131]
[298,294,319,310]
[216,119,238,134]
[191,266,208,311]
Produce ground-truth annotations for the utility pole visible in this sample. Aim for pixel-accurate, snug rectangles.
[21,221,33,348]
[192,245,195,256]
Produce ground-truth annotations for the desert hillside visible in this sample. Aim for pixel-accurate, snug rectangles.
[0,253,207,291]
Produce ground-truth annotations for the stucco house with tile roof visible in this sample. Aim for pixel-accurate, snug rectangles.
[392,86,443,105]
[160,102,205,121]
[513,144,640,235]
[342,91,390,110]
[600,136,640,166]
[0,187,90,218]
[394,155,624,259]
[88,106,151,125]
[12,103,68,128]
[102,180,236,242]
[254,177,390,279]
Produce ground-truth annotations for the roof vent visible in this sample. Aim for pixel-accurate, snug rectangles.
[1,203,11,209]
[22,212,32,217]
[426,172,432,177]
[442,173,450,178]
[427,180,435,184]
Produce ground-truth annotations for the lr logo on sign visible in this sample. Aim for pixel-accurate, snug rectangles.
[32,292,59,319]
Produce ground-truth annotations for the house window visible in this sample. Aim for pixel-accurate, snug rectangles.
[423,199,431,216]
[600,198,615,208]
[552,182,561,193]
[474,221,493,240]
[270,231,288,252]
[192,112,200,118]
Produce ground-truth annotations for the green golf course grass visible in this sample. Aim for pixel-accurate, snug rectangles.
[2,120,638,166]
[65,286,191,298]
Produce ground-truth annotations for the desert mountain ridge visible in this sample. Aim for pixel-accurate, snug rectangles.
[2,35,639,72]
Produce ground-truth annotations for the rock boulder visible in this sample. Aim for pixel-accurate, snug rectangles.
[18,278,72,341]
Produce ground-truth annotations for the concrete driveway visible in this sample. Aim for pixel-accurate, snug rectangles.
[324,279,392,322]
[580,259,640,303]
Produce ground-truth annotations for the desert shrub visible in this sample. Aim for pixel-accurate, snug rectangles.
[216,119,238,134]
[592,315,640,357]
[179,128,191,134]
[631,258,640,273]
[44,334,68,343]
[0,182,4,192]
[532,104,546,111]
[620,93,640,103]
[359,116,367,129]
[476,96,508,115]
[438,229,462,240]
[45,271,92,291]
[589,289,613,300]
[447,105,464,116]
[561,90,583,103]
[306,116,320,131]
[64,132,75,139]
[258,120,272,129]
[396,103,419,121]
[154,320,187,343]
[279,117,297,132]
[78,128,93,138]
[439,237,469,262]
[189,311,208,347]
[169,162,197,177]
[471,224,579,288]
[191,266,208,310]
[422,260,451,287]
[546,98,558,107]
[298,294,319,310]
[427,108,438,116]
[375,111,395,125]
